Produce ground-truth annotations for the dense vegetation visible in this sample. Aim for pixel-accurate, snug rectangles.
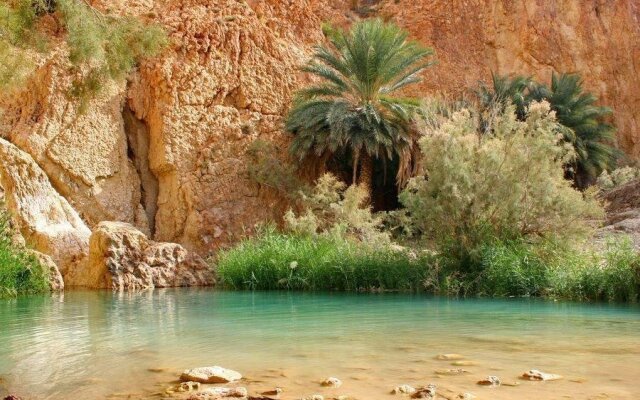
[286,19,434,196]
[0,206,48,297]
[477,73,619,187]
[220,20,640,302]
[0,0,167,104]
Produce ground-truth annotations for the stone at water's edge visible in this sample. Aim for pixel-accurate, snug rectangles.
[24,250,64,291]
[187,387,247,399]
[77,222,215,290]
[477,376,501,386]
[320,377,342,388]
[522,369,563,381]
[180,366,242,384]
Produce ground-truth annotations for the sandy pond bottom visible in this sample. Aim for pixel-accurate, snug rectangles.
[0,289,639,400]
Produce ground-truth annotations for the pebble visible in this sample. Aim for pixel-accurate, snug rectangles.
[522,369,563,381]
[436,354,465,361]
[391,384,417,394]
[477,376,501,386]
[321,377,342,388]
[435,368,470,375]
[411,384,436,399]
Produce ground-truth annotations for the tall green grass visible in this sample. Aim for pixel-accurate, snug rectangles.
[0,209,48,297]
[216,227,433,291]
[217,227,640,302]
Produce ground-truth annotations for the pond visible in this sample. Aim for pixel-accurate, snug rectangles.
[1,289,639,399]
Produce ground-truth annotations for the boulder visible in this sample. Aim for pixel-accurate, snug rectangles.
[0,138,90,279]
[77,222,214,290]
[180,366,242,384]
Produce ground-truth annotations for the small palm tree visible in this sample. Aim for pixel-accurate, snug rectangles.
[530,73,619,187]
[285,19,434,198]
[477,72,619,188]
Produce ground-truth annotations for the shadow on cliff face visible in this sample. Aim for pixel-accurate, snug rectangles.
[122,105,159,238]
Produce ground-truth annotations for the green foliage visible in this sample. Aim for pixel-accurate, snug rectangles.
[400,102,604,263]
[284,173,391,246]
[545,239,640,302]
[0,0,168,101]
[597,166,640,191]
[286,19,434,188]
[476,72,619,186]
[0,206,48,297]
[216,226,431,291]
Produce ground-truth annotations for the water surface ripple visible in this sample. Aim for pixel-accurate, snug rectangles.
[1,290,639,399]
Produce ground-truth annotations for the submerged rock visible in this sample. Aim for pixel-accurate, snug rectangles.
[260,388,283,396]
[477,376,501,386]
[435,368,470,376]
[435,354,465,361]
[411,384,436,399]
[180,366,242,384]
[457,393,476,400]
[451,360,478,367]
[178,381,202,392]
[522,369,563,381]
[321,377,342,388]
[3,396,23,400]
[301,395,324,400]
[391,384,416,395]
[188,387,248,399]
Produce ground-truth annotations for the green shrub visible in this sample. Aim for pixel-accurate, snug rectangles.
[216,226,432,292]
[0,207,48,297]
[0,0,168,100]
[597,166,640,191]
[400,102,603,263]
[546,239,640,302]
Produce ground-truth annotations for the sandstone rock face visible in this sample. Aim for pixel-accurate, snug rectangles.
[1,0,638,257]
[80,221,214,290]
[0,138,90,278]
[0,51,151,234]
[378,0,640,158]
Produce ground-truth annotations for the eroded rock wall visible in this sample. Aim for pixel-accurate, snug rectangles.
[0,0,638,257]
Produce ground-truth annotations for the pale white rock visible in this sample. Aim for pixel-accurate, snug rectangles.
[522,369,563,381]
[391,385,416,395]
[321,377,342,388]
[477,376,501,386]
[180,366,242,384]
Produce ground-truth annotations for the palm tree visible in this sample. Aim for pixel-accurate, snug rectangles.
[477,72,619,188]
[530,73,619,187]
[285,19,434,198]
[476,72,533,120]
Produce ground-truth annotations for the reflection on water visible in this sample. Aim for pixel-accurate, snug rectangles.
[1,290,639,399]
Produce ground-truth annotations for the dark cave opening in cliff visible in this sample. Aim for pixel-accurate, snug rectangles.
[326,151,402,213]
[122,104,159,238]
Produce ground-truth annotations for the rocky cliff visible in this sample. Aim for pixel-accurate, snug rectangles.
[0,0,638,264]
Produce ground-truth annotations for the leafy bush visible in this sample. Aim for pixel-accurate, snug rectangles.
[284,173,391,246]
[400,101,603,263]
[476,72,619,186]
[0,0,167,100]
[0,207,48,297]
[216,226,432,291]
[597,166,640,190]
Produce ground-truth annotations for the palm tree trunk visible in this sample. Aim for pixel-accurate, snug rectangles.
[359,152,374,201]
[352,149,360,186]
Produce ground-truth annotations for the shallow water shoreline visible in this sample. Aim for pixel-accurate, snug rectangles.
[2,289,639,399]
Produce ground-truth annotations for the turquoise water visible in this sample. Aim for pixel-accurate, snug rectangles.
[1,289,639,399]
